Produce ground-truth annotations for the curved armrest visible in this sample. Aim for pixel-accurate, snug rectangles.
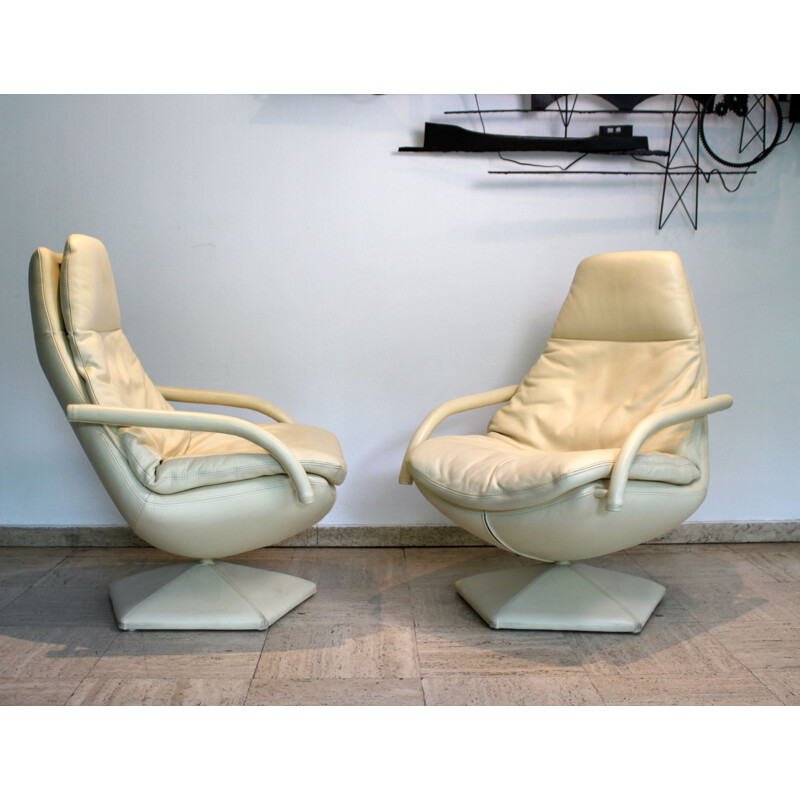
[156,385,295,423]
[66,403,314,504]
[398,385,518,485]
[600,394,733,512]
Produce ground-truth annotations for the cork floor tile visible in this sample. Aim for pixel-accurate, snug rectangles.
[407,580,488,628]
[254,621,420,680]
[0,585,119,628]
[629,544,770,585]
[669,576,800,627]
[84,630,268,680]
[403,550,524,630]
[292,589,414,627]
[0,547,68,580]
[415,628,585,676]
[591,673,782,705]
[402,547,523,584]
[567,613,749,677]
[237,546,409,591]
[32,558,167,588]
[729,543,800,582]
[0,587,31,614]
[706,621,800,671]
[0,626,119,680]
[66,677,251,705]
[422,674,604,705]
[0,544,798,706]
[246,678,425,705]
[0,679,83,705]
[749,669,800,705]
[0,553,160,628]
[0,549,71,613]
[271,548,414,625]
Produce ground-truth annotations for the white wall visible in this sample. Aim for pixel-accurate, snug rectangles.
[1,94,798,526]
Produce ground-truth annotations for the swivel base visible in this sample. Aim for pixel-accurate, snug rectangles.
[455,563,665,633]
[109,560,316,631]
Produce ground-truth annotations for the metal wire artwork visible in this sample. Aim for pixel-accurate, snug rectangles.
[399,94,795,229]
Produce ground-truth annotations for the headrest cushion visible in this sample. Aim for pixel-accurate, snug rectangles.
[60,234,122,334]
[551,251,700,342]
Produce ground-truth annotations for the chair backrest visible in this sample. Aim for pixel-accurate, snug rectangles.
[29,235,168,523]
[57,235,191,479]
[488,251,708,467]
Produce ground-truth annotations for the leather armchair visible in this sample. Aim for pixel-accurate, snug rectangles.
[400,251,731,632]
[29,234,347,631]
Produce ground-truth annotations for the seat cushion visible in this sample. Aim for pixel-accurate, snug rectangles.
[407,433,700,512]
[127,422,347,494]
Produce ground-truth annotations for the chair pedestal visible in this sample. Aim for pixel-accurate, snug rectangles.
[455,563,665,633]
[109,560,316,631]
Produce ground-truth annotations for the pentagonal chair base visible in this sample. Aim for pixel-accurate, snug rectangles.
[109,560,316,631]
[455,563,665,633]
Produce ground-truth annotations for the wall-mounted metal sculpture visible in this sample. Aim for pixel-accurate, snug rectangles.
[398,95,795,229]
[399,121,666,156]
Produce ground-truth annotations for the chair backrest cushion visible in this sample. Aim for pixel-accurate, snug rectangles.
[488,251,708,466]
[60,234,190,484]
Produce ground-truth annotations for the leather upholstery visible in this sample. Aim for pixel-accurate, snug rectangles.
[405,251,717,562]
[30,235,346,561]
[409,435,699,512]
[58,234,346,495]
[409,247,706,528]
[151,424,346,493]
[549,250,701,341]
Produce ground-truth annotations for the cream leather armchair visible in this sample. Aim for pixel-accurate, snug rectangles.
[400,251,731,633]
[30,234,347,631]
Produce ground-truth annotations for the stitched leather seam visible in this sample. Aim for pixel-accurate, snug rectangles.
[410,460,619,499]
[62,238,120,333]
[118,562,194,618]
[36,256,131,480]
[410,454,698,500]
[153,459,343,481]
[211,563,267,626]
[120,431,160,477]
[489,486,706,518]
[37,252,61,338]
[61,238,74,332]
[572,566,642,627]
[547,335,696,343]
[38,333,86,399]
[140,475,330,506]
[482,512,540,558]
[93,431,148,529]
[483,454,521,490]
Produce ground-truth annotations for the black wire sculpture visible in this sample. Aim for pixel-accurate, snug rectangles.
[398,94,795,229]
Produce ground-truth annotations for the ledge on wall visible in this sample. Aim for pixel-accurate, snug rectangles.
[0,522,798,548]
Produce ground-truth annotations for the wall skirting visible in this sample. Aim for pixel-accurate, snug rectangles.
[0,521,798,548]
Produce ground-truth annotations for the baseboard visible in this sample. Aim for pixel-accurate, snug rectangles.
[0,521,798,547]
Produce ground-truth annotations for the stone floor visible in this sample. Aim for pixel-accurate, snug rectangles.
[0,543,799,705]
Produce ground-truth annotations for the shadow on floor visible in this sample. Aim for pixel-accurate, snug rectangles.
[0,546,770,675]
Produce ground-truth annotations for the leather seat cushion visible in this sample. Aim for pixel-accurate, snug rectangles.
[407,433,700,512]
[125,422,347,494]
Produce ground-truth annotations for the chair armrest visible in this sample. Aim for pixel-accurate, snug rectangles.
[156,385,295,423]
[66,403,314,504]
[599,394,733,512]
[398,385,518,485]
